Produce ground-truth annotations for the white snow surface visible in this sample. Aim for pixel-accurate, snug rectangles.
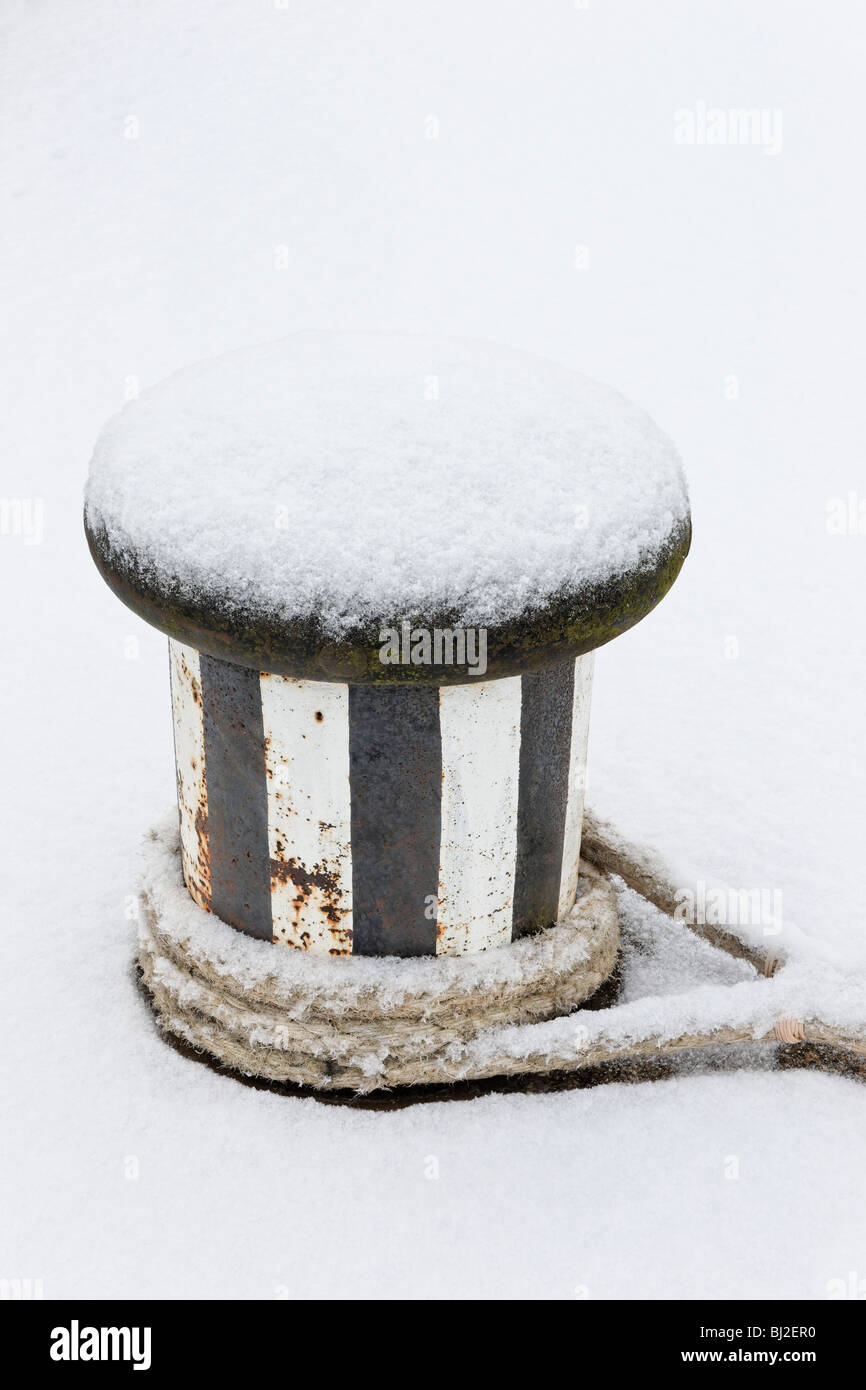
[3,0,866,1301]
[85,332,688,631]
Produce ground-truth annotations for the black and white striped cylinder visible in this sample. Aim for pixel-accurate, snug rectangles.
[169,640,594,956]
[84,334,691,972]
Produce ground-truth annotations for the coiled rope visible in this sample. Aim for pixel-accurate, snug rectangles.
[138,811,866,1093]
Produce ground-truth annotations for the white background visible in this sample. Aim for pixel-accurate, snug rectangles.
[2,0,864,1298]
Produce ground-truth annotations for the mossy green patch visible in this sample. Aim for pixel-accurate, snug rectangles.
[85,513,691,684]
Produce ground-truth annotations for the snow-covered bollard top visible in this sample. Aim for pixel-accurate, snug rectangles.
[84,332,690,684]
[84,334,690,958]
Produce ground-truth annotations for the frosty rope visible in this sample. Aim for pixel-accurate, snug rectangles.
[139,823,620,1090]
[137,813,866,1092]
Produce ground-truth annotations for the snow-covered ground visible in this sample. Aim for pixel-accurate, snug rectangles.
[1,0,864,1298]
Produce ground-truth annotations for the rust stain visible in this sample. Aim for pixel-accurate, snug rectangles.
[179,651,203,708]
[327,923,352,956]
[171,642,212,915]
[270,855,347,928]
[190,789,212,910]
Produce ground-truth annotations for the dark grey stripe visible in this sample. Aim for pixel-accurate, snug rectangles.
[512,658,575,938]
[199,654,273,940]
[349,686,441,957]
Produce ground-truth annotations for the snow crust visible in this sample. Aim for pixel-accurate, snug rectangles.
[85,333,689,633]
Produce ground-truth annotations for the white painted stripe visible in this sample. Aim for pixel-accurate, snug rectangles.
[260,675,353,954]
[557,653,595,918]
[168,639,210,910]
[436,677,522,955]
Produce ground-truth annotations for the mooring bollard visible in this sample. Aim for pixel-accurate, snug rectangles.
[84,333,690,975]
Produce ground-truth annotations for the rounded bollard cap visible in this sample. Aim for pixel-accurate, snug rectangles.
[85,333,691,683]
